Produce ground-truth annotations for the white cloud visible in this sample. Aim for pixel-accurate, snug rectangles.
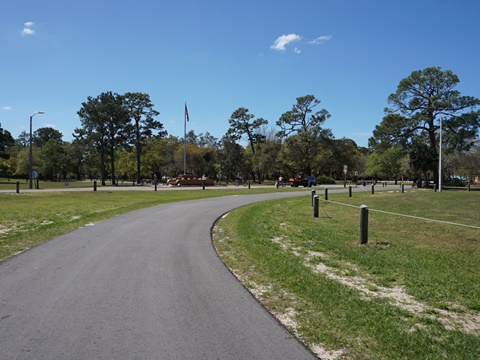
[270,33,302,51]
[22,21,36,36]
[3,106,12,110]
[22,28,35,36]
[294,48,301,54]
[308,35,333,45]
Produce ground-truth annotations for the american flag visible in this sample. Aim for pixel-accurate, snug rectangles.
[185,103,189,122]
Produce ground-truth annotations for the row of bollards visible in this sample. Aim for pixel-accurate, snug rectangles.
[312,188,369,244]
[324,186,371,200]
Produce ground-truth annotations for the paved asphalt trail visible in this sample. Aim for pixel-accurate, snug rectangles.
[1,191,320,359]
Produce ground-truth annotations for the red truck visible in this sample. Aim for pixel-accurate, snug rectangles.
[289,173,314,187]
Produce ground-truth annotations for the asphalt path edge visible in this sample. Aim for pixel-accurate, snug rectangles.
[210,207,320,358]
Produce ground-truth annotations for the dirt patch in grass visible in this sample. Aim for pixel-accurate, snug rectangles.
[0,225,16,235]
[271,234,480,335]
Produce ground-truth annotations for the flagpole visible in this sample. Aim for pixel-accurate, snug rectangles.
[438,116,443,192]
[184,102,187,175]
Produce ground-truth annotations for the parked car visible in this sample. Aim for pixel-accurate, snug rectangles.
[306,176,317,186]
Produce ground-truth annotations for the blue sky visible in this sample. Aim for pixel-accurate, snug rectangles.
[1,0,479,148]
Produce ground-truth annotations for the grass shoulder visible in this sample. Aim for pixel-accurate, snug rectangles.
[213,191,480,359]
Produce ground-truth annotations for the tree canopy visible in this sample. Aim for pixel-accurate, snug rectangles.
[226,107,268,154]
[370,66,480,184]
[76,91,130,185]
[122,92,164,183]
[276,94,331,137]
[0,123,15,159]
[33,127,63,147]
[5,76,477,187]
[277,95,333,176]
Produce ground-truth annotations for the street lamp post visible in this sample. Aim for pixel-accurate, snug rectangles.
[438,117,443,193]
[29,111,45,189]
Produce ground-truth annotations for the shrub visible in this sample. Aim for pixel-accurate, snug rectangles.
[0,160,12,177]
[316,175,336,184]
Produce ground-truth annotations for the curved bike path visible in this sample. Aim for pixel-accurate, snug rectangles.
[0,191,318,359]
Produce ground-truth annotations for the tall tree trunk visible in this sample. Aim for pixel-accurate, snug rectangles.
[248,169,256,183]
[110,144,116,186]
[100,141,106,186]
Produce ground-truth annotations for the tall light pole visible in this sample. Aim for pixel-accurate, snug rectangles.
[438,117,443,192]
[29,111,45,189]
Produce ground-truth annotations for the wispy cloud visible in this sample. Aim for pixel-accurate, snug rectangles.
[308,35,333,45]
[271,33,332,53]
[22,21,36,36]
[270,33,302,51]
[3,106,12,110]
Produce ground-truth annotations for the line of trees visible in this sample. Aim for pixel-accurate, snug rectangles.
[1,67,478,185]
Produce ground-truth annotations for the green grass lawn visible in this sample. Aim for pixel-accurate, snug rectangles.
[213,190,480,359]
[0,178,145,190]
